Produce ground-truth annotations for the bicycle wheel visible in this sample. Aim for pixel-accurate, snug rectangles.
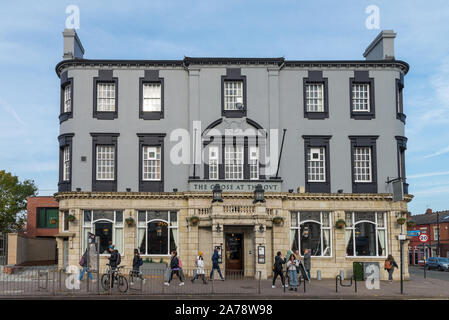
[101,274,110,291]
[118,275,128,292]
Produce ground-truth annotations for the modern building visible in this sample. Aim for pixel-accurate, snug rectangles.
[407,209,449,265]
[54,28,411,279]
[26,196,59,238]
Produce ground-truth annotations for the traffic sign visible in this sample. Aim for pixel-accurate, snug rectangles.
[419,234,429,243]
[407,230,420,237]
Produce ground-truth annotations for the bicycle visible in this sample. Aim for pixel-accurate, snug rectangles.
[101,264,128,292]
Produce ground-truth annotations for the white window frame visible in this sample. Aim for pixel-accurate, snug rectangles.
[354,147,372,183]
[62,211,69,232]
[96,145,115,181]
[209,146,219,180]
[307,147,325,182]
[225,145,244,180]
[63,146,70,181]
[345,211,388,258]
[434,226,439,241]
[224,81,243,110]
[142,146,161,181]
[136,211,178,257]
[96,83,116,112]
[63,84,72,113]
[249,146,259,180]
[352,83,370,112]
[82,210,124,256]
[142,83,162,112]
[290,211,332,257]
[305,83,324,112]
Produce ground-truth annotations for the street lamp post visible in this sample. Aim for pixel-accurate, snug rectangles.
[437,212,440,257]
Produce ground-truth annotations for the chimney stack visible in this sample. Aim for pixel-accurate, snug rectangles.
[62,28,84,60]
[425,208,432,214]
[363,30,396,60]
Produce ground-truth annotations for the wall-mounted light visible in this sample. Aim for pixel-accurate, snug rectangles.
[215,224,222,233]
[126,188,131,192]
[212,184,223,203]
[253,184,265,204]
[173,188,178,192]
[288,189,294,193]
[337,189,343,194]
[76,188,81,192]
[258,224,265,233]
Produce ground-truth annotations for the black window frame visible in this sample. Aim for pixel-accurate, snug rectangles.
[349,135,379,193]
[93,70,118,120]
[302,135,331,193]
[59,71,73,123]
[303,71,329,119]
[137,133,166,192]
[58,133,74,192]
[221,68,247,118]
[36,207,59,229]
[396,73,406,123]
[139,70,164,120]
[91,133,119,191]
[395,136,408,194]
[349,71,375,120]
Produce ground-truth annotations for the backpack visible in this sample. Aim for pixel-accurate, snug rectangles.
[116,252,121,265]
[79,255,86,267]
[384,260,392,270]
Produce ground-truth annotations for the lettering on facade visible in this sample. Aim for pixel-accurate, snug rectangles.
[189,182,281,192]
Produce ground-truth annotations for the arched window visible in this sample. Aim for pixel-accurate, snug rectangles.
[345,212,387,257]
[290,211,332,257]
[137,211,178,256]
[82,210,123,255]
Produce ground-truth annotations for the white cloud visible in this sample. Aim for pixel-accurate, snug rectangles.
[423,145,449,158]
[0,97,26,126]
[408,171,449,179]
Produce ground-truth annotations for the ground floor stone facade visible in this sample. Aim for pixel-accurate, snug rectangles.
[54,191,412,281]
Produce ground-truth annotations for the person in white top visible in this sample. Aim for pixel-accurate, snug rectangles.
[286,254,299,291]
[191,251,207,284]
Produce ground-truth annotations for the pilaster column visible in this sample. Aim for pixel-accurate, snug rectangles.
[253,203,267,279]
[211,203,224,274]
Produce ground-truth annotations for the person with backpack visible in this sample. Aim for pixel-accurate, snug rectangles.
[384,254,399,282]
[79,249,93,281]
[165,250,184,286]
[108,245,121,288]
[286,253,299,291]
[209,247,225,281]
[272,251,287,288]
[130,249,145,285]
[191,251,207,284]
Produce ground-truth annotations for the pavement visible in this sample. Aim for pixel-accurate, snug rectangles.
[1,266,449,299]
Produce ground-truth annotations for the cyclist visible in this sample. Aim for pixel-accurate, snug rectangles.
[108,245,121,288]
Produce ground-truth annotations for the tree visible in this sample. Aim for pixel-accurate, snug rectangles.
[0,170,38,233]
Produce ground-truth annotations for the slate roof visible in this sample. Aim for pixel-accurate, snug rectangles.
[410,210,449,225]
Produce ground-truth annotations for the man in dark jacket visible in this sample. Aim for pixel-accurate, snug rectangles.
[272,251,286,288]
[209,247,225,281]
[107,246,120,288]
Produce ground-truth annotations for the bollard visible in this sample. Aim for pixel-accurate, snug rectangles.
[339,270,344,280]
[317,270,321,281]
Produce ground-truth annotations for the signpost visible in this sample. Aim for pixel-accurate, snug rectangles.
[419,234,429,279]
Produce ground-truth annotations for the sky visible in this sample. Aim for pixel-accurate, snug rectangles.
[0,0,448,215]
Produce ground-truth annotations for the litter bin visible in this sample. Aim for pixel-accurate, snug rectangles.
[353,262,364,281]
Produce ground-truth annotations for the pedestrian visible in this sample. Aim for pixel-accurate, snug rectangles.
[286,254,299,291]
[130,249,145,285]
[192,251,207,284]
[209,247,225,281]
[384,254,398,282]
[272,251,287,288]
[165,250,184,286]
[107,245,121,288]
[79,249,94,281]
[303,248,311,282]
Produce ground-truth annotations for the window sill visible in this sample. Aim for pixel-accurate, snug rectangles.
[59,112,72,123]
[94,111,117,120]
[140,111,163,120]
[350,112,375,120]
[304,112,328,120]
[222,109,246,118]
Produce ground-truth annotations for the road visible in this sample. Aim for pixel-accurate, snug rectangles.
[409,265,449,282]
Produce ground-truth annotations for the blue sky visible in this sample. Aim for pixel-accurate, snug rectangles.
[0,0,448,215]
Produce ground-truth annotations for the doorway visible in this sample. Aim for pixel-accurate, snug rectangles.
[225,233,243,274]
